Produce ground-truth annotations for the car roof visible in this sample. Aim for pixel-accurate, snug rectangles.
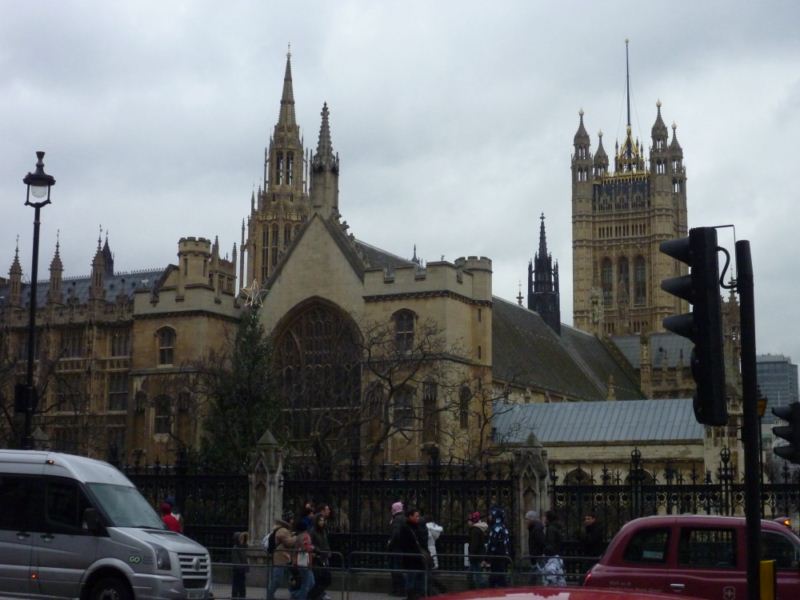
[0,449,132,486]
[619,514,790,534]
[432,586,705,600]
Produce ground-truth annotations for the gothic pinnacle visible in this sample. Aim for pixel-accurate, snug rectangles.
[278,48,296,126]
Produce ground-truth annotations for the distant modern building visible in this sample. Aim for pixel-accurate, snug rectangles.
[758,354,799,423]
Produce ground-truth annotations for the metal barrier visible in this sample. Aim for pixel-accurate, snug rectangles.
[207,547,586,599]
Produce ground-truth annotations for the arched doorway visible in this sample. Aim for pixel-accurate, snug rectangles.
[273,299,362,466]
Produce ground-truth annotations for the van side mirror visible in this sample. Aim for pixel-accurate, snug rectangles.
[83,508,104,534]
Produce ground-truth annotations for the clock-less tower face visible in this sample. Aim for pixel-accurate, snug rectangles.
[571,105,688,338]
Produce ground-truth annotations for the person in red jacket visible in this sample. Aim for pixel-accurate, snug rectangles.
[160,502,181,532]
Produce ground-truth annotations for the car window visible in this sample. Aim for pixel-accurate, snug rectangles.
[0,475,42,531]
[623,527,670,564]
[678,527,736,568]
[761,531,800,570]
[44,478,92,534]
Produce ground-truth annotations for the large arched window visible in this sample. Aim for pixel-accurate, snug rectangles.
[274,301,362,444]
[394,310,415,353]
[634,256,647,305]
[270,224,279,267]
[157,327,176,365]
[601,258,613,307]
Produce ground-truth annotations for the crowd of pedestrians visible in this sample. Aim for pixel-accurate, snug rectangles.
[222,497,606,599]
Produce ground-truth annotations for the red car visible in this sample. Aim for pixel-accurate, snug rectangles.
[432,587,702,599]
[585,515,800,599]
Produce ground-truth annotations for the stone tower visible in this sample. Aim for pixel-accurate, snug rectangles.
[245,51,311,288]
[572,42,688,337]
[528,213,560,334]
[243,51,341,289]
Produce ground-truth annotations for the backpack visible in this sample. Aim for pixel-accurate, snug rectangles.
[262,527,279,555]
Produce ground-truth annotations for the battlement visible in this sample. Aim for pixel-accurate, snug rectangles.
[178,237,212,254]
[364,255,492,302]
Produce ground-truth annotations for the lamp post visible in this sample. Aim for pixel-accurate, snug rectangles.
[21,151,55,450]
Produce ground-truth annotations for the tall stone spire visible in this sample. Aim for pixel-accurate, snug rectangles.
[278,47,296,127]
[310,102,340,217]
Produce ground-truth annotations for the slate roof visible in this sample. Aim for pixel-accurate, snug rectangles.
[0,269,165,309]
[612,333,694,369]
[491,297,642,400]
[493,398,703,445]
[355,239,415,271]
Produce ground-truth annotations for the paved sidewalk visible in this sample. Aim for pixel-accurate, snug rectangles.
[211,582,399,599]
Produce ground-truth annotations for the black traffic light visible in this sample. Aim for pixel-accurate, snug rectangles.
[660,227,727,426]
[773,403,800,464]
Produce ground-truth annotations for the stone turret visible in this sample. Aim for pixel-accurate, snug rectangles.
[48,237,63,305]
[310,102,340,218]
[8,241,23,307]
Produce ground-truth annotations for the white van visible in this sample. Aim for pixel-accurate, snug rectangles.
[0,450,212,599]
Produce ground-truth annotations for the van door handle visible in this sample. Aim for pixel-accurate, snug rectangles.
[16,532,30,540]
[40,534,54,542]
[669,583,685,592]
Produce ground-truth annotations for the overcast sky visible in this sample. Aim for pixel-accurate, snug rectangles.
[2,1,798,364]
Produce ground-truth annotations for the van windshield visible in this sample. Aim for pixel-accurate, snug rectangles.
[87,483,165,529]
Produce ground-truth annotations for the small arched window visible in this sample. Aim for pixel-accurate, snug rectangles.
[284,224,292,247]
[154,395,171,434]
[422,381,438,443]
[287,152,294,185]
[394,310,415,353]
[271,224,279,266]
[618,257,630,300]
[157,327,176,365]
[276,152,284,185]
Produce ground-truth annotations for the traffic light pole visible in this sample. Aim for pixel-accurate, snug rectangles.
[737,240,760,600]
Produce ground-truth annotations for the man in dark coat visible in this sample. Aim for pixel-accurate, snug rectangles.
[390,506,426,600]
[388,501,406,596]
[579,511,605,557]
[485,506,511,588]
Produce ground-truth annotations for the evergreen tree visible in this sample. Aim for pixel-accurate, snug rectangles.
[198,305,280,472]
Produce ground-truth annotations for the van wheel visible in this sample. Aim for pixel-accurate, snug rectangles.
[90,577,132,600]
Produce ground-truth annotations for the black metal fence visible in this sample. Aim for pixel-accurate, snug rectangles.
[550,447,800,559]
[282,449,516,567]
[115,452,249,552]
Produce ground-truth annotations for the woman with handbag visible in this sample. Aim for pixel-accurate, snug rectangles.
[309,513,332,600]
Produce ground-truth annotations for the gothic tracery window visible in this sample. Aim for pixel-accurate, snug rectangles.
[394,310,415,353]
[274,302,362,444]
[157,327,175,365]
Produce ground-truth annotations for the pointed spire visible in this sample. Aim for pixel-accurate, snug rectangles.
[101,230,114,276]
[573,108,589,145]
[517,281,523,306]
[315,102,334,164]
[10,236,22,275]
[625,39,631,128]
[50,231,63,273]
[412,244,419,264]
[594,130,608,170]
[537,213,549,260]
[651,99,667,140]
[670,122,683,156]
[278,46,296,127]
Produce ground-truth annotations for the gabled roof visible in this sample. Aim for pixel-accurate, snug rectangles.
[0,269,165,310]
[493,398,702,445]
[491,298,642,400]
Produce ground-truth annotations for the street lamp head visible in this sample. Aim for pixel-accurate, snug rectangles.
[23,151,56,206]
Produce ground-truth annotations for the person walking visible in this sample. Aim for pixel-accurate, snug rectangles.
[309,512,332,600]
[267,510,299,600]
[466,512,488,590]
[387,501,406,596]
[579,510,605,558]
[485,506,511,588]
[525,510,545,583]
[165,495,183,532]
[389,506,427,600]
[231,531,249,600]
[424,515,447,595]
[292,518,316,600]
[541,510,566,586]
